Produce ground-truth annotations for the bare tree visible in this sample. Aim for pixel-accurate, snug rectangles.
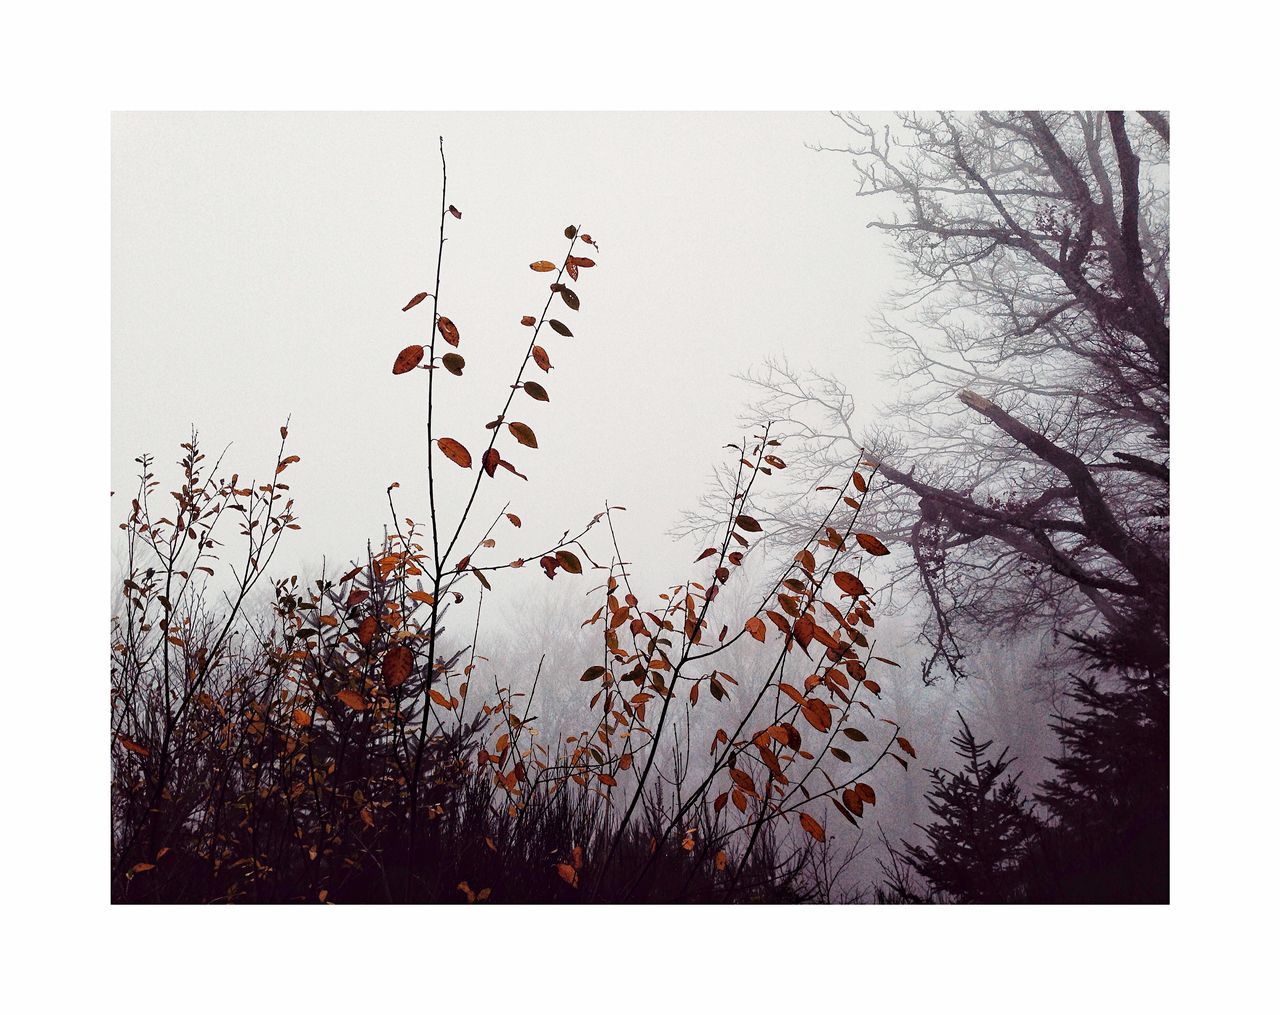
[688,112,1169,683]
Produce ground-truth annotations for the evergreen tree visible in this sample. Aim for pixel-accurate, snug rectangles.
[895,713,1039,903]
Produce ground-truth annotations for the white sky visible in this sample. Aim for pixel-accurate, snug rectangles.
[112,112,902,597]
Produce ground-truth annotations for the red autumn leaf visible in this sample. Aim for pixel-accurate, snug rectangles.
[800,698,832,733]
[382,644,413,688]
[118,735,150,757]
[524,381,550,401]
[833,571,868,598]
[855,533,891,556]
[276,455,300,474]
[402,292,429,312]
[448,204,461,219]
[852,471,868,493]
[557,863,579,887]
[482,448,499,477]
[336,689,367,711]
[548,319,573,337]
[799,812,826,843]
[436,437,472,469]
[357,616,377,647]
[793,615,815,651]
[531,345,553,372]
[540,555,559,579]
[745,617,766,642]
[520,315,536,326]
[509,422,538,448]
[393,344,425,374]
[560,287,580,311]
[896,736,917,758]
[735,514,763,533]
[437,317,460,346]
[555,550,583,574]
[506,512,522,527]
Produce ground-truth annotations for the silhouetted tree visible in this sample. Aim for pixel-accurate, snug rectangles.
[893,712,1038,902]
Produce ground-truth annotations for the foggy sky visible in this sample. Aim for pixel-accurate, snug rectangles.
[111,112,903,599]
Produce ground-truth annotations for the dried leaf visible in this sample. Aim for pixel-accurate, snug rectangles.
[531,345,553,372]
[436,437,472,469]
[548,319,573,337]
[441,352,465,376]
[336,689,367,711]
[437,317,460,347]
[530,260,557,272]
[745,617,766,642]
[402,292,429,312]
[855,533,890,556]
[393,344,425,374]
[524,381,550,402]
[560,287,580,311]
[509,422,538,448]
[556,549,583,574]
[382,644,413,689]
[482,448,499,477]
[735,514,763,533]
[833,571,868,598]
[799,812,826,843]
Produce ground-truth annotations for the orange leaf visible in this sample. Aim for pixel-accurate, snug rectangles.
[509,422,538,448]
[292,708,312,726]
[530,260,557,272]
[436,437,472,469]
[745,617,766,642]
[799,812,826,843]
[336,689,367,711]
[357,616,377,647]
[437,317,460,346]
[855,533,890,556]
[557,863,579,887]
[520,315,536,326]
[505,513,522,527]
[531,346,553,372]
[833,571,868,598]
[402,292,429,312]
[118,735,150,757]
[393,344,424,374]
[382,644,413,688]
[896,736,917,758]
